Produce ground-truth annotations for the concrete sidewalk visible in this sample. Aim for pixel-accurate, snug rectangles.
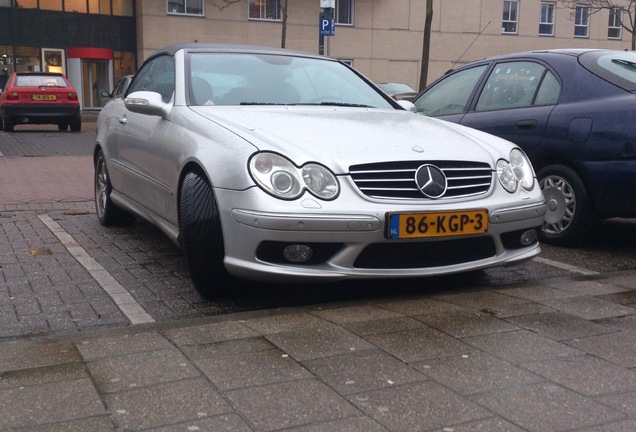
[0,155,93,205]
[2,270,636,431]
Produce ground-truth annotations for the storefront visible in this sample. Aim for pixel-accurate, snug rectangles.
[66,47,106,110]
[0,1,136,110]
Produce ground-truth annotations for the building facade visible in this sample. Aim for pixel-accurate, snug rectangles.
[426,0,633,82]
[1,0,633,110]
[135,0,633,92]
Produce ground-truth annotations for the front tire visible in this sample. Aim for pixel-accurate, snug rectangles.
[94,150,134,226]
[538,165,594,247]
[179,170,229,298]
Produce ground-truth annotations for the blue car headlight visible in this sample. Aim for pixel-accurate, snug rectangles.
[497,148,535,193]
[249,152,339,200]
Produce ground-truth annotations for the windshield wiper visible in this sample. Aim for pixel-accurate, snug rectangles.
[611,58,636,71]
[239,102,290,106]
[295,102,373,108]
[237,102,374,108]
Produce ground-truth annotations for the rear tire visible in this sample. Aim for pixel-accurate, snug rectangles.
[179,170,229,298]
[538,165,594,247]
[2,115,13,132]
[94,150,134,226]
[69,115,81,132]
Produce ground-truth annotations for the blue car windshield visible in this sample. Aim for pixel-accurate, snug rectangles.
[187,52,395,108]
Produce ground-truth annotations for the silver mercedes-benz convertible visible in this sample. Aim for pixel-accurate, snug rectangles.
[94,43,546,297]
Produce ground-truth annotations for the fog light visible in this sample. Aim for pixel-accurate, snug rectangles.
[283,245,313,263]
[520,229,537,246]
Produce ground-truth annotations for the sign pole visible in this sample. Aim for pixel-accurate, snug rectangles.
[319,9,325,55]
[319,0,335,56]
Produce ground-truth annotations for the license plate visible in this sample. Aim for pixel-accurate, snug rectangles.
[33,94,56,101]
[388,209,488,239]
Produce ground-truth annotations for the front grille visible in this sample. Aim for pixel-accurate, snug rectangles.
[349,161,493,199]
[354,237,496,269]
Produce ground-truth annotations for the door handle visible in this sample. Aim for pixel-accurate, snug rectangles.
[516,119,536,131]
[118,115,127,125]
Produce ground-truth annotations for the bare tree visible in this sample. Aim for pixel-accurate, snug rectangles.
[207,0,289,48]
[280,0,288,48]
[418,0,433,91]
[207,0,241,10]
[559,0,636,50]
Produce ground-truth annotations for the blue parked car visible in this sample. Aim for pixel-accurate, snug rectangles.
[412,49,636,246]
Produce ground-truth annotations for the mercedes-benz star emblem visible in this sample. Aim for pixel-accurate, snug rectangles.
[415,164,447,198]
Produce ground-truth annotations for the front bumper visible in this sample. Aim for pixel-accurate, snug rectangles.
[215,185,547,283]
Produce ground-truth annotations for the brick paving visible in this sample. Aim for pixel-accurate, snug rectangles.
[1,119,636,431]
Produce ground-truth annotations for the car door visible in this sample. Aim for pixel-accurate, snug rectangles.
[108,54,175,218]
[413,64,490,124]
[459,60,560,154]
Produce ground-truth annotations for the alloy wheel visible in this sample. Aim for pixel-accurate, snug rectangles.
[540,174,576,235]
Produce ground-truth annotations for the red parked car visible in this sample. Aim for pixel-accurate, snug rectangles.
[0,71,81,132]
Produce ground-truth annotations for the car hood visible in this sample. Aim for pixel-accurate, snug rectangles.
[190,106,513,173]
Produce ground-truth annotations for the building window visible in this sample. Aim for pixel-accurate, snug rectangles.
[248,0,281,21]
[167,0,203,16]
[112,0,133,16]
[575,5,590,37]
[502,0,519,34]
[334,0,353,25]
[65,0,87,13]
[539,2,555,36]
[14,46,40,73]
[17,0,132,15]
[608,7,622,39]
[39,0,63,11]
[90,0,112,15]
[13,0,37,7]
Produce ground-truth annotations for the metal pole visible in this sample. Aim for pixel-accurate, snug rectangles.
[319,9,325,55]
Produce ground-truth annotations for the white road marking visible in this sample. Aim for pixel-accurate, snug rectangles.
[533,256,600,276]
[38,214,155,325]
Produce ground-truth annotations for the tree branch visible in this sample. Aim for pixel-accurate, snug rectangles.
[207,0,243,11]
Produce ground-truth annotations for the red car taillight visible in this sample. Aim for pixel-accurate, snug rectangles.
[6,92,18,101]
[68,92,78,101]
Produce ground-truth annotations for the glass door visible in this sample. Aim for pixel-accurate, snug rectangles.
[82,60,109,110]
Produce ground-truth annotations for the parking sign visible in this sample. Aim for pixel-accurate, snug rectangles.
[320,17,335,36]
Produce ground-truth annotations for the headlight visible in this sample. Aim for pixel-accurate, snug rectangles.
[249,152,339,200]
[497,159,518,193]
[302,164,339,199]
[497,149,535,193]
[510,148,535,190]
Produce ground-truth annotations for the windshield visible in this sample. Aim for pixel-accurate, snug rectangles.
[187,52,395,108]
[579,50,636,91]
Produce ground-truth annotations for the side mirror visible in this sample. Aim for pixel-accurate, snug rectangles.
[124,91,170,118]
[101,90,111,98]
[397,100,416,113]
